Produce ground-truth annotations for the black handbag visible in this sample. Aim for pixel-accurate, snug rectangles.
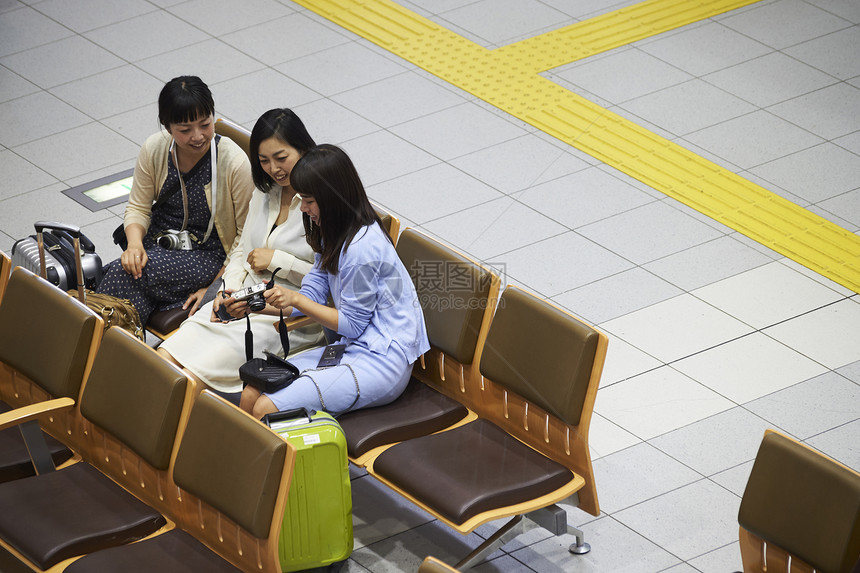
[238,269,300,394]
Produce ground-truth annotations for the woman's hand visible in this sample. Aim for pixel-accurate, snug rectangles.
[213,290,251,321]
[246,248,275,273]
[120,244,147,279]
[263,283,296,310]
[183,287,209,316]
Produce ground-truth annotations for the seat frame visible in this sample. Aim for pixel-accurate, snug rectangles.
[739,429,860,573]
[0,268,103,477]
[0,328,295,573]
[340,227,497,467]
[365,285,608,569]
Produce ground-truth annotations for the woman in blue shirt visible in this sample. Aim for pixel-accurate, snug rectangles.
[240,144,429,419]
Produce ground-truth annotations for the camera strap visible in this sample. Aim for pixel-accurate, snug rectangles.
[242,268,287,362]
[168,135,218,243]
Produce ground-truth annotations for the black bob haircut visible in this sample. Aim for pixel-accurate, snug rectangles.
[249,108,316,192]
[158,75,215,129]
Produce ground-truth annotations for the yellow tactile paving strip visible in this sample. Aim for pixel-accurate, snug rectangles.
[296,0,860,294]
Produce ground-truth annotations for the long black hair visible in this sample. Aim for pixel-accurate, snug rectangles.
[290,144,389,275]
[158,76,214,128]
[249,108,316,192]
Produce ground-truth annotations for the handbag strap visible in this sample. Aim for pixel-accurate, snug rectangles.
[243,267,287,362]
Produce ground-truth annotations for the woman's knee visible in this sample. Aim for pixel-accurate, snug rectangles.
[251,395,278,420]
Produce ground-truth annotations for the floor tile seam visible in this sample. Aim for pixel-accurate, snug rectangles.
[717,16,856,53]
[763,78,860,117]
[156,35,279,75]
[9,122,140,180]
[0,147,61,190]
[294,1,858,290]
[595,359,665,390]
[737,395,856,442]
[161,6,307,42]
[802,417,860,445]
[0,157,134,202]
[324,68,438,110]
[695,66,840,112]
[492,0,764,72]
[27,2,162,37]
[502,550,541,572]
[0,40,132,89]
[772,46,855,86]
[682,540,741,569]
[0,4,78,49]
[592,331,801,392]
[631,328,837,393]
[550,258,675,293]
[507,186,667,239]
[545,121,860,289]
[42,60,166,97]
[597,438,709,482]
[603,470,741,519]
[599,509,701,563]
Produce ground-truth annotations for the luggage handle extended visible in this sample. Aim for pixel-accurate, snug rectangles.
[35,221,86,303]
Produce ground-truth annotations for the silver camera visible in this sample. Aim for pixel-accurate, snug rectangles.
[231,282,268,312]
[157,229,195,251]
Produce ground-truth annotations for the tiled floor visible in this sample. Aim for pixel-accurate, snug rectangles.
[1,0,859,571]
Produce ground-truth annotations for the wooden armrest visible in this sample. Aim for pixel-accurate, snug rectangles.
[0,397,75,432]
[273,315,315,332]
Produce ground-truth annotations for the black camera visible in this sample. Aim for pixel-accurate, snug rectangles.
[156,229,194,250]
[231,283,267,312]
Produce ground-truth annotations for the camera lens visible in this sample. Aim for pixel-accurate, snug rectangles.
[248,294,266,312]
[158,234,177,249]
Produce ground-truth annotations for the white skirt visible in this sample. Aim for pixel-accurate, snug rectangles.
[160,299,325,394]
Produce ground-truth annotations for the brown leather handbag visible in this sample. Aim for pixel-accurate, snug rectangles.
[69,289,145,341]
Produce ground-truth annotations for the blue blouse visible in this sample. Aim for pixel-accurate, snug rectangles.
[297,223,429,362]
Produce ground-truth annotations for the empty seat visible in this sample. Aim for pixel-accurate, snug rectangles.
[738,430,860,573]
[369,285,608,568]
[65,391,295,573]
[0,267,102,480]
[0,267,101,410]
[338,228,499,465]
[0,327,189,570]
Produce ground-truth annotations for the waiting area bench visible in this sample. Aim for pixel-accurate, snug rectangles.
[339,229,608,570]
[0,325,295,573]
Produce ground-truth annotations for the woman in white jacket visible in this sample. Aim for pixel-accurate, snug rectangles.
[158,109,324,404]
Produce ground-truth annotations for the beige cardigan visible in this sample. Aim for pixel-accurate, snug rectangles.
[123,131,253,269]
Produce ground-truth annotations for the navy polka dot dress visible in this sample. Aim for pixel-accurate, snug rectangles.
[99,141,226,326]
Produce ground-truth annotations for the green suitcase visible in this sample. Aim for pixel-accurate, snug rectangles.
[265,408,353,572]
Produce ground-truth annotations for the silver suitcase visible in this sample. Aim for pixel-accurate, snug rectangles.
[11,222,103,291]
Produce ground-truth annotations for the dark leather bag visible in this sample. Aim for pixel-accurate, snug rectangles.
[238,268,300,394]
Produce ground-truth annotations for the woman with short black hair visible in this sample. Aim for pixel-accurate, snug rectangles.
[99,75,253,326]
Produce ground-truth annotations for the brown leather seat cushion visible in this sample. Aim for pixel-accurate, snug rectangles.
[338,378,468,458]
[64,529,242,573]
[147,307,189,334]
[0,401,73,483]
[0,462,166,569]
[373,418,573,524]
